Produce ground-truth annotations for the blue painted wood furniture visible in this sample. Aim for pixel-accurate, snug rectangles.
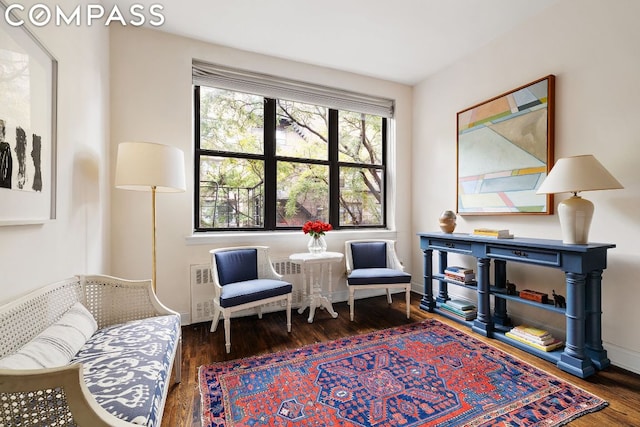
[418,232,615,378]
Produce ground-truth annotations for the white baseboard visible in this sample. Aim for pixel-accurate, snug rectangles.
[604,342,640,375]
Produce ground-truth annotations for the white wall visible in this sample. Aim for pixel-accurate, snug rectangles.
[109,27,413,323]
[412,0,640,374]
[0,0,110,303]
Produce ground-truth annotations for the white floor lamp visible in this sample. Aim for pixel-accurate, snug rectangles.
[537,155,623,244]
[115,142,186,291]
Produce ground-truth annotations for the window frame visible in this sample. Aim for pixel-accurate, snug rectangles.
[194,85,387,232]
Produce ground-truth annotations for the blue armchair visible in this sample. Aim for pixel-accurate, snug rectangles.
[210,246,292,353]
[345,240,412,321]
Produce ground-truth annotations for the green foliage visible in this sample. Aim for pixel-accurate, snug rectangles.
[198,87,384,228]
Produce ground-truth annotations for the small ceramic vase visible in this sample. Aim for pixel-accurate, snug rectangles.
[439,210,457,233]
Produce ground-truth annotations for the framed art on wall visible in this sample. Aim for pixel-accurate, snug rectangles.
[0,1,58,225]
[456,75,554,215]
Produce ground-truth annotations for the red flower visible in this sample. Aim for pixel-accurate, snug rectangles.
[302,220,332,237]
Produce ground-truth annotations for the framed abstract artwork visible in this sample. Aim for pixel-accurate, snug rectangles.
[456,75,555,215]
[0,1,58,225]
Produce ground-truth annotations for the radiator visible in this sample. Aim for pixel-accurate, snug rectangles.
[189,260,304,324]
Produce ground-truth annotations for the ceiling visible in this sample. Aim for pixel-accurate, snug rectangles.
[106,0,558,85]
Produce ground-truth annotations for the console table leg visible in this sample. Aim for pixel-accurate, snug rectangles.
[492,259,511,328]
[420,249,436,312]
[585,269,610,370]
[436,250,449,303]
[558,272,595,378]
[472,257,492,337]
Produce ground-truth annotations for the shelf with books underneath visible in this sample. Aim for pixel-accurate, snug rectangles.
[442,266,476,286]
[439,299,477,321]
[434,274,477,290]
[505,325,563,352]
[491,291,565,314]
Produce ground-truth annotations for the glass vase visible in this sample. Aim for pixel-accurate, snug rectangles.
[307,235,327,254]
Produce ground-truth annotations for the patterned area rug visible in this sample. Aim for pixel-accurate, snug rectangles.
[199,319,607,426]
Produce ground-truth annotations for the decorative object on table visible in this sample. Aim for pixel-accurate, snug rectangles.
[536,154,623,244]
[456,75,555,215]
[519,289,549,304]
[444,266,475,284]
[552,289,566,308]
[506,324,564,352]
[199,320,607,427]
[438,210,457,233]
[115,141,186,291]
[302,220,332,254]
[0,2,58,225]
[506,280,517,295]
[472,228,514,238]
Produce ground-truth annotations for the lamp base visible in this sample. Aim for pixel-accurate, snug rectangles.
[557,195,594,244]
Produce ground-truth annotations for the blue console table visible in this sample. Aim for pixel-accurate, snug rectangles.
[418,232,615,378]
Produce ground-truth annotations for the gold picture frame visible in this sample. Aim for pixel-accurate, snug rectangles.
[456,75,554,215]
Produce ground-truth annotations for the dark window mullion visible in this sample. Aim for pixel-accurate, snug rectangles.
[264,98,277,229]
[382,118,387,228]
[328,109,340,228]
[194,85,202,230]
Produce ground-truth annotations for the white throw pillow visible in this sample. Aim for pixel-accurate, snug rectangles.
[0,302,98,369]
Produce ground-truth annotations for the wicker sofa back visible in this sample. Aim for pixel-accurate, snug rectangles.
[0,278,84,359]
[0,275,182,427]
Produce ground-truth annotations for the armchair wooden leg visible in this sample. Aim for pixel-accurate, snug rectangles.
[405,286,411,319]
[286,295,292,332]
[210,307,221,332]
[349,288,355,321]
[386,289,393,304]
[224,317,231,353]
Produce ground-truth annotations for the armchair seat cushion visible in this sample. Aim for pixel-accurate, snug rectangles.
[220,279,293,308]
[347,268,411,285]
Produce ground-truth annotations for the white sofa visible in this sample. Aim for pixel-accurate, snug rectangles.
[0,275,182,427]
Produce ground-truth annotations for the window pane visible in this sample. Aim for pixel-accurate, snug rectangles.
[199,156,264,228]
[200,87,264,154]
[276,100,328,160]
[338,111,383,165]
[340,166,383,226]
[276,161,329,227]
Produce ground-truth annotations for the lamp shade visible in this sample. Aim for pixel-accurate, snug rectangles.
[115,142,186,192]
[536,155,623,195]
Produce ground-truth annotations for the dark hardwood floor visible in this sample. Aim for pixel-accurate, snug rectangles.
[162,293,640,426]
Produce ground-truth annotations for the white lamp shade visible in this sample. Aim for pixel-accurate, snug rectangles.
[536,154,623,194]
[536,154,622,244]
[115,142,186,192]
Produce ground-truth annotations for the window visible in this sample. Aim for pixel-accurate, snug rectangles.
[193,64,391,232]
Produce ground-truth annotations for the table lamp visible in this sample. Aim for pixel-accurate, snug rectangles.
[115,142,186,291]
[536,154,623,244]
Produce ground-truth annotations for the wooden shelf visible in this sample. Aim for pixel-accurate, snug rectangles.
[492,292,566,314]
[493,330,564,364]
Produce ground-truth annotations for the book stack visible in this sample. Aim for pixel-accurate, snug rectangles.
[505,325,563,352]
[472,228,514,239]
[440,299,477,321]
[444,266,475,284]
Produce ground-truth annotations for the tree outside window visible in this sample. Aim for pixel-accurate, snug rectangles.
[195,86,386,231]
